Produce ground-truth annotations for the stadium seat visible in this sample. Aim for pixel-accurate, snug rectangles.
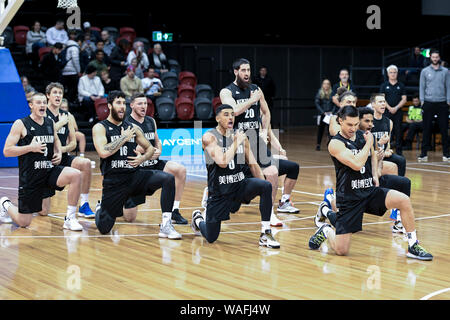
[194,97,213,120]
[95,98,109,121]
[175,97,194,120]
[212,96,222,113]
[38,47,52,61]
[119,27,136,43]
[155,97,176,120]
[90,26,101,33]
[168,59,180,74]
[179,71,197,87]
[160,88,177,101]
[195,84,213,100]
[161,71,178,89]
[103,26,119,41]
[146,97,155,118]
[13,25,29,46]
[178,84,195,100]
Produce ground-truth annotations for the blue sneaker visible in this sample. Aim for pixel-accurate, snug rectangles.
[78,202,95,219]
[323,188,334,208]
[389,208,398,221]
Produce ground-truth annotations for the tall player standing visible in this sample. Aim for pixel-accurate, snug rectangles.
[1,93,83,231]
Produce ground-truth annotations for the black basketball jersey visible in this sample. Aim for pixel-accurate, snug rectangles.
[46,108,70,159]
[204,128,246,197]
[225,82,261,132]
[331,130,375,205]
[99,119,138,176]
[18,116,56,187]
[372,115,390,150]
[126,115,159,168]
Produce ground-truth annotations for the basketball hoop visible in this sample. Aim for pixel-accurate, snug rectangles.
[57,0,78,9]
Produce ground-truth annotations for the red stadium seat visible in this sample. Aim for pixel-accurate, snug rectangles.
[38,47,52,61]
[95,98,109,121]
[212,96,222,113]
[146,98,155,118]
[175,97,194,120]
[179,71,197,87]
[119,27,136,43]
[13,25,29,45]
[90,26,101,33]
[177,84,195,100]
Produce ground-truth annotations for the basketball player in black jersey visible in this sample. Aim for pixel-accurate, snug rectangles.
[191,105,280,248]
[308,106,432,260]
[92,91,179,238]
[328,90,357,137]
[219,58,300,226]
[1,93,84,231]
[42,83,95,218]
[122,93,188,224]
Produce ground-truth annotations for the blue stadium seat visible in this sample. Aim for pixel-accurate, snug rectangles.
[160,88,177,101]
[155,97,176,120]
[195,84,213,100]
[194,97,213,120]
[161,71,178,89]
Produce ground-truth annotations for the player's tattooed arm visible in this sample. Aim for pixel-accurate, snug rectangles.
[93,124,135,158]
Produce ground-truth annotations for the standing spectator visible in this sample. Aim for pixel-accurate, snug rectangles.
[78,64,105,123]
[40,42,63,85]
[120,65,143,101]
[405,46,425,79]
[252,65,276,126]
[331,68,355,109]
[21,76,36,100]
[142,67,163,102]
[149,43,169,75]
[79,32,96,72]
[109,38,130,83]
[418,49,450,162]
[127,41,149,79]
[315,79,333,151]
[100,69,119,93]
[45,19,68,45]
[100,30,115,56]
[61,34,82,104]
[380,64,407,155]
[403,93,423,150]
[82,21,100,42]
[87,49,108,76]
[26,21,46,68]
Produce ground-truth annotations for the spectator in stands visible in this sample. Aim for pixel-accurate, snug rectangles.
[62,34,82,104]
[405,46,425,79]
[100,69,119,93]
[26,21,46,68]
[100,30,115,56]
[87,49,109,76]
[21,76,36,100]
[60,98,86,157]
[403,93,423,150]
[46,19,68,46]
[142,67,163,103]
[418,49,450,162]
[127,41,149,80]
[129,58,142,79]
[95,40,110,65]
[315,79,333,151]
[380,64,407,155]
[82,21,100,42]
[40,42,63,85]
[149,43,169,75]
[331,68,354,109]
[109,38,130,83]
[78,64,105,123]
[252,65,276,126]
[120,65,143,101]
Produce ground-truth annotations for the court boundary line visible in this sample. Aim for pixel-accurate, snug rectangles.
[420,288,450,300]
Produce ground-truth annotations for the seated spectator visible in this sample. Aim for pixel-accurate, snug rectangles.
[149,43,170,75]
[26,21,47,68]
[95,40,110,65]
[130,58,144,79]
[78,64,105,123]
[87,49,109,76]
[405,46,425,79]
[46,19,68,45]
[81,32,96,57]
[21,76,36,100]
[100,30,116,56]
[403,94,423,150]
[60,98,86,157]
[100,69,119,93]
[109,38,130,83]
[82,21,100,42]
[120,65,143,101]
[127,41,149,79]
[40,42,63,85]
[142,67,163,102]
[61,34,82,104]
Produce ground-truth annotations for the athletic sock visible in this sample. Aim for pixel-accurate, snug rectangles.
[80,193,89,205]
[407,230,418,247]
[397,210,402,222]
[172,201,180,211]
[66,205,77,218]
[79,153,85,157]
[261,221,271,233]
[326,194,334,204]
[321,206,337,227]
[162,212,172,225]
[281,194,290,203]
[323,225,335,239]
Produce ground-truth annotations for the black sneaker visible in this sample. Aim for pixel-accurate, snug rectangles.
[407,242,433,261]
[171,209,188,225]
[315,145,320,151]
[308,224,331,250]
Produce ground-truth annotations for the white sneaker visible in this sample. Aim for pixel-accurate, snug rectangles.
[443,156,449,162]
[315,201,328,228]
[0,197,12,224]
[259,229,280,249]
[159,221,182,239]
[277,199,300,213]
[270,212,283,227]
[63,215,83,231]
[191,210,203,236]
[418,156,428,162]
[201,187,208,209]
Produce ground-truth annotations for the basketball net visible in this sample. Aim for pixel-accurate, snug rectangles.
[57,0,78,9]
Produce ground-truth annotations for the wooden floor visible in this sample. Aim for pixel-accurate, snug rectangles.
[0,127,449,300]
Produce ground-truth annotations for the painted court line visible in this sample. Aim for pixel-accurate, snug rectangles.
[420,288,450,300]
